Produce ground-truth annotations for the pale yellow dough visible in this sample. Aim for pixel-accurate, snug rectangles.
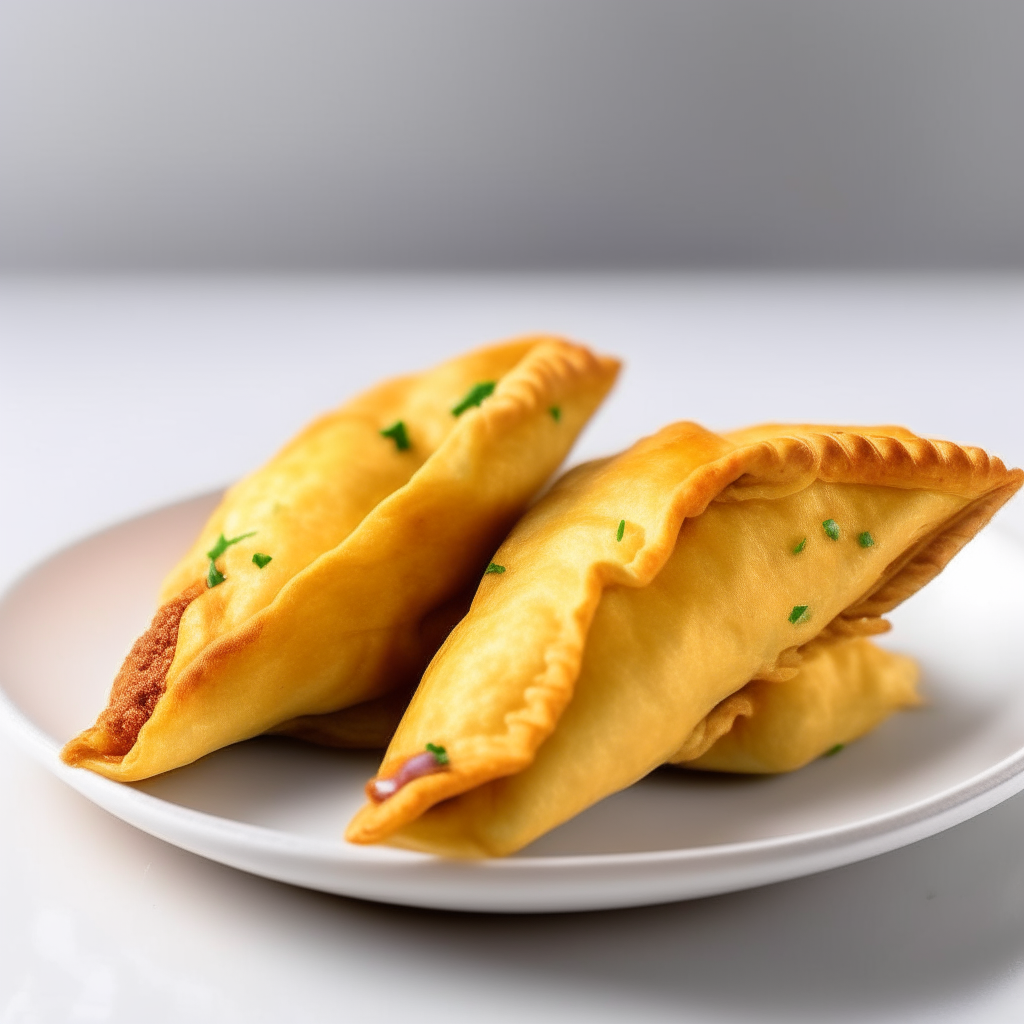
[62,337,619,781]
[671,636,920,772]
[346,422,1021,857]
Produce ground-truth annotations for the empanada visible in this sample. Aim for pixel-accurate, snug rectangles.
[671,636,920,773]
[347,422,1021,857]
[62,337,619,780]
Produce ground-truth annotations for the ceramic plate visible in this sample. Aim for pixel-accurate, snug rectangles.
[2,494,1024,913]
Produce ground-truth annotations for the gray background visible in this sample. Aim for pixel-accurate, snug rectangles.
[2,0,1023,271]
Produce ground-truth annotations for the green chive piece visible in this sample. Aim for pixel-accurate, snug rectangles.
[822,519,840,541]
[205,531,256,587]
[549,405,561,422]
[252,553,273,568]
[824,743,845,757]
[380,420,410,451]
[484,562,506,575]
[426,742,449,766]
[858,531,875,548]
[452,381,496,416]
[206,531,257,561]
[789,604,810,625]
[793,537,807,554]
[616,519,625,542]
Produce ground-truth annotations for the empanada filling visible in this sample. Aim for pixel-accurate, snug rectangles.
[368,744,449,802]
[93,581,204,756]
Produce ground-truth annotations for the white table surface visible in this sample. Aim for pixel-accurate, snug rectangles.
[2,275,1024,1023]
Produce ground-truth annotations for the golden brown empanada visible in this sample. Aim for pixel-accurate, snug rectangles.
[670,636,920,773]
[347,422,1021,857]
[62,337,619,781]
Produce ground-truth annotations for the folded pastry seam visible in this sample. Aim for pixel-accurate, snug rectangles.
[62,337,620,781]
[673,635,923,772]
[346,422,1021,856]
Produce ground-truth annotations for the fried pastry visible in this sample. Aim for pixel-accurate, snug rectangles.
[62,337,620,780]
[347,422,1021,857]
[670,636,920,773]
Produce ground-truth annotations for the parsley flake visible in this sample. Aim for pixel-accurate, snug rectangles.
[549,405,561,422]
[793,537,807,554]
[452,381,496,416]
[822,519,840,541]
[206,531,256,561]
[789,604,810,625]
[616,519,625,542]
[426,742,449,766]
[204,531,256,587]
[380,420,410,451]
[858,531,875,548]
[484,562,506,575]
[824,743,845,757]
[252,553,273,568]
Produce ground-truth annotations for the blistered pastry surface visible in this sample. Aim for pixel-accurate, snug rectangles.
[348,423,1021,856]
[62,337,620,780]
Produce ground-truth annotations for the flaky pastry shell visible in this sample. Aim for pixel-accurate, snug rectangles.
[62,337,619,780]
[672,636,920,772]
[347,422,1021,857]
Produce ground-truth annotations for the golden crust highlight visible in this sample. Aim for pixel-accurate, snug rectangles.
[346,423,1021,853]
[62,337,620,781]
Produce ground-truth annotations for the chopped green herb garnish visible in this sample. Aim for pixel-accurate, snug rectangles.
[789,604,810,625]
[206,531,257,561]
[824,743,845,757]
[204,531,256,587]
[822,519,840,541]
[484,562,506,574]
[549,405,561,422]
[793,537,807,554]
[380,420,410,451]
[206,561,226,588]
[426,742,449,766]
[858,531,875,548]
[616,519,625,542]
[452,381,496,416]
[252,553,273,568]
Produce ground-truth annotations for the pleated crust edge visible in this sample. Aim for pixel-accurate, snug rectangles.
[62,336,620,780]
[346,423,1022,848]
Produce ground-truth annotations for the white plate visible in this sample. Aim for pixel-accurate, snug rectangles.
[2,494,1024,914]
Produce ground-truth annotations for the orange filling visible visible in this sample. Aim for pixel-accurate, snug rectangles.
[94,580,204,755]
